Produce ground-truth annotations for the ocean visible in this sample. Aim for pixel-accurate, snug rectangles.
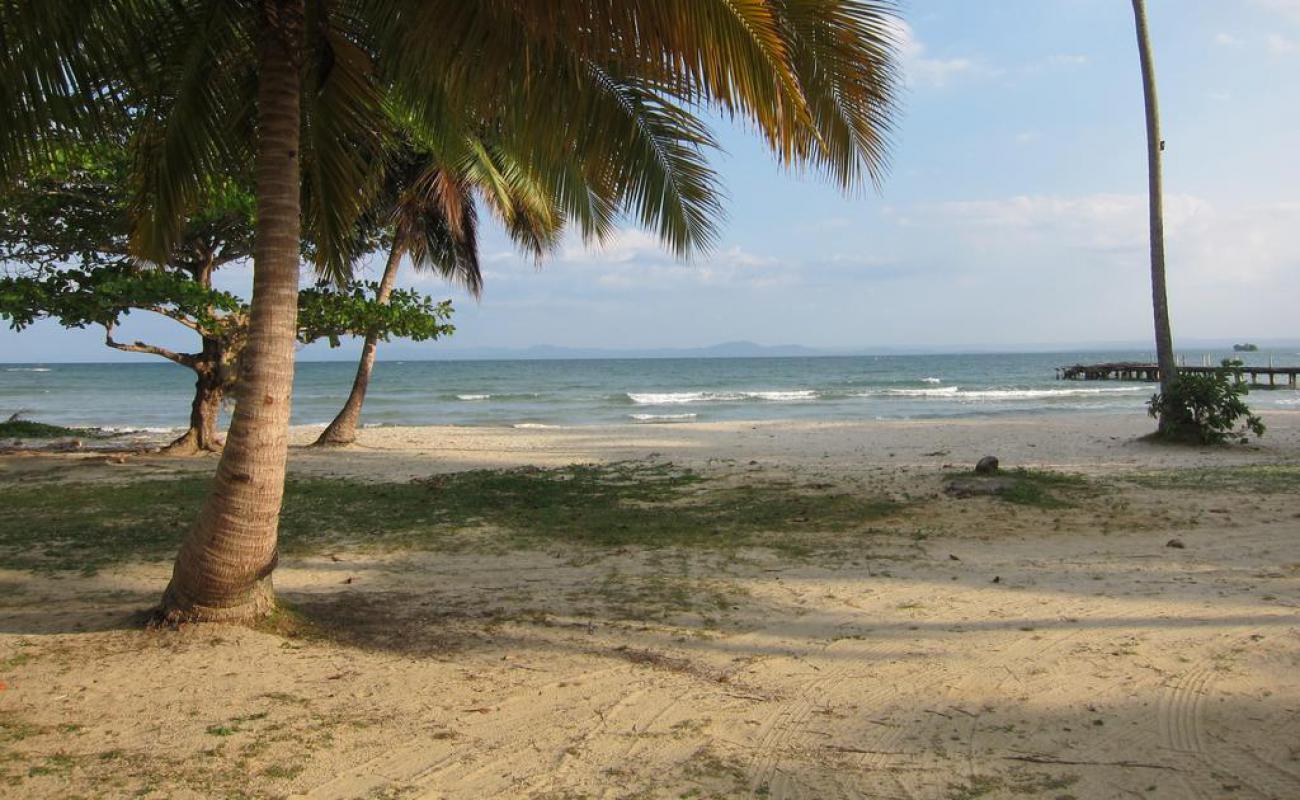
[3,350,1298,432]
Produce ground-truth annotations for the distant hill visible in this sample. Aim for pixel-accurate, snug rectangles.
[389,340,829,361]
[286,337,1300,363]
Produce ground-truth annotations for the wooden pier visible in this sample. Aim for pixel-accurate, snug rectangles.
[1057,362,1300,389]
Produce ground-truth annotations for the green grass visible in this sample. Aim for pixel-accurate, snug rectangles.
[947,468,1094,509]
[0,462,904,573]
[1125,464,1300,494]
[0,419,98,439]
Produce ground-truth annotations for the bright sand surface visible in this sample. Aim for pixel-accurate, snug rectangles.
[2,411,1299,798]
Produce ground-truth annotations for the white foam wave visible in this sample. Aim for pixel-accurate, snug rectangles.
[921,377,942,384]
[869,386,1145,401]
[101,426,180,434]
[457,393,490,401]
[629,413,698,422]
[956,387,1146,400]
[627,389,816,405]
[4,367,51,372]
[879,386,960,397]
[513,422,558,429]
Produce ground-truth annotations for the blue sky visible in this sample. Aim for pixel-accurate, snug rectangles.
[5,0,1300,362]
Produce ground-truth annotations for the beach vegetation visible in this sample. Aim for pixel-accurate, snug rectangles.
[946,468,1093,509]
[0,142,454,455]
[1146,362,1265,444]
[1125,464,1300,493]
[3,0,901,624]
[0,265,454,453]
[0,416,97,440]
[0,463,905,574]
[0,141,253,453]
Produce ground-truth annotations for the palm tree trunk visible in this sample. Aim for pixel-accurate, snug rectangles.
[159,0,304,623]
[314,238,405,446]
[1131,0,1177,406]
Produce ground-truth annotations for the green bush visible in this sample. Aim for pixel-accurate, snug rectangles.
[1148,360,1265,444]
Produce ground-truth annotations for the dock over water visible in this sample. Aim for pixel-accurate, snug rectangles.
[1057,362,1300,389]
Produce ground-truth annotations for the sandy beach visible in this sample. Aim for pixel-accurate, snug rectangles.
[2,412,1299,799]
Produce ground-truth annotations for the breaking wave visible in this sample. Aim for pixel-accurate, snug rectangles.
[626,390,817,404]
[629,413,698,422]
[864,386,1146,401]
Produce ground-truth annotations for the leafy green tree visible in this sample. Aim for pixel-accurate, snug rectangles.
[0,266,453,450]
[4,0,902,624]
[0,143,254,452]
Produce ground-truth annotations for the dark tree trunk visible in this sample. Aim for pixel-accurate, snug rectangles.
[1131,0,1177,416]
[313,237,404,446]
[159,0,304,624]
[161,337,227,455]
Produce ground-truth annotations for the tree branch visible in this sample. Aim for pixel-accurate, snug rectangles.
[140,304,203,331]
[103,325,198,368]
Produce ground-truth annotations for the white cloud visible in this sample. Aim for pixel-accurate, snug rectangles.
[934,193,1211,253]
[1014,130,1040,145]
[921,193,1300,300]
[1267,33,1298,53]
[886,18,994,88]
[1047,54,1089,67]
[1214,32,1244,47]
[558,227,665,265]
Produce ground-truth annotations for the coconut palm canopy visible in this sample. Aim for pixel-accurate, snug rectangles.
[0,0,902,623]
[2,0,899,273]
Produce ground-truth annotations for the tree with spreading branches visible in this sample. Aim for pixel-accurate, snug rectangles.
[0,142,254,453]
[0,143,455,452]
[0,267,454,450]
[2,0,902,624]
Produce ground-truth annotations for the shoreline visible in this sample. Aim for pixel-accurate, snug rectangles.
[5,411,1297,484]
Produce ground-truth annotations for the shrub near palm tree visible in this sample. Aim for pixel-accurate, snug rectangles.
[2,1,901,623]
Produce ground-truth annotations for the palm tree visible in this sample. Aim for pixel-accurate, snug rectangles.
[1130,0,1177,422]
[314,137,564,446]
[3,0,902,623]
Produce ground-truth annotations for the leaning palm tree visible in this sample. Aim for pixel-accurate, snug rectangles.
[3,0,902,623]
[1130,0,1177,423]
[314,136,564,446]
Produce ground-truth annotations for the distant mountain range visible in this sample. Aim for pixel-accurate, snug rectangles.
[327,337,1300,363]
[379,340,828,361]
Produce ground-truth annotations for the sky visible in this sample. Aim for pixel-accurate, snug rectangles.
[4,0,1300,362]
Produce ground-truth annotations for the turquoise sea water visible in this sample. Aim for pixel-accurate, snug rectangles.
[3,351,1298,432]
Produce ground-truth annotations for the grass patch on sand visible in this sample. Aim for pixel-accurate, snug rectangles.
[1124,464,1300,494]
[0,419,98,439]
[945,468,1095,509]
[0,462,903,573]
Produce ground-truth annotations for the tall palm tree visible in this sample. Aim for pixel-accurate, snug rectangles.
[314,137,564,446]
[3,0,902,623]
[1131,0,1177,419]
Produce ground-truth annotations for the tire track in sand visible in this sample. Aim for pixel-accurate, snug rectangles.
[1159,662,1299,799]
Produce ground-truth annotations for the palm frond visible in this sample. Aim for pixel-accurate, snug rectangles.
[301,0,387,282]
[128,0,255,264]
